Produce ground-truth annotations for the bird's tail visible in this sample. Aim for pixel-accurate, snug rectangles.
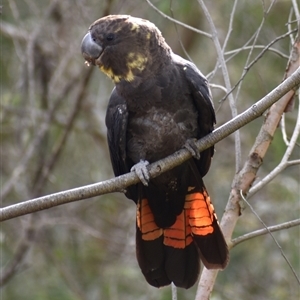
[135,183,229,288]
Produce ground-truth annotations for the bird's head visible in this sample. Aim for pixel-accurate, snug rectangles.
[81,15,171,83]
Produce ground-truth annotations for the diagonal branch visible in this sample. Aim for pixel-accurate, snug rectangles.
[231,218,300,247]
[1,67,299,222]
[145,0,212,38]
[248,93,300,197]
[241,193,300,284]
[197,0,241,172]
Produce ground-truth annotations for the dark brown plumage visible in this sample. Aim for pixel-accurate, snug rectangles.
[81,15,229,289]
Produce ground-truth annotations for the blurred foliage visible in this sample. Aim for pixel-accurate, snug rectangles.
[1,0,299,299]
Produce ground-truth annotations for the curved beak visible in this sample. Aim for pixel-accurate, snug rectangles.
[81,32,103,65]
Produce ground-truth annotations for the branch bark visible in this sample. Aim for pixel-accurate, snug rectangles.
[1,66,299,222]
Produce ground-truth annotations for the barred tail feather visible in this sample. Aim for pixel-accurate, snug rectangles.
[136,198,200,288]
[136,189,229,288]
[186,189,229,269]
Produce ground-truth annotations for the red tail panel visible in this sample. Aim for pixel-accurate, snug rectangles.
[136,189,229,288]
[137,198,163,241]
[163,209,193,248]
[185,191,216,236]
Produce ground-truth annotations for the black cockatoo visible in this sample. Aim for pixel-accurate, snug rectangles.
[81,15,229,289]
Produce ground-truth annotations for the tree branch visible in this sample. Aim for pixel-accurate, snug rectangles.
[241,192,300,284]
[248,93,300,197]
[145,0,212,38]
[220,28,297,103]
[231,218,300,248]
[1,67,299,222]
[225,45,290,59]
[197,0,242,172]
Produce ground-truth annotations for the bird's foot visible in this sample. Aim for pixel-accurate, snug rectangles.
[131,160,150,186]
[184,138,201,160]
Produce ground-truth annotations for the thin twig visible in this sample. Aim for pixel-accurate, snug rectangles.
[287,159,300,165]
[280,114,290,146]
[145,0,212,39]
[248,93,300,197]
[197,0,242,172]
[231,218,300,247]
[245,31,296,72]
[171,282,177,300]
[291,0,300,25]
[0,21,28,41]
[288,8,296,45]
[220,29,297,103]
[230,0,271,106]
[222,0,238,53]
[169,0,193,62]
[225,45,289,59]
[240,191,300,284]
[209,83,228,93]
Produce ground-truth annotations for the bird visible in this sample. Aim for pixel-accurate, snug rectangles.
[81,15,229,289]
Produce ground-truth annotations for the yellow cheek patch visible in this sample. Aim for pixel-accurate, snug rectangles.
[99,53,148,83]
[99,66,121,83]
[124,70,135,82]
[131,23,140,31]
[127,52,148,72]
[100,65,133,83]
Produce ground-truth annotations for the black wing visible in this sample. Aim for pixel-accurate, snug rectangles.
[105,88,138,201]
[181,58,216,178]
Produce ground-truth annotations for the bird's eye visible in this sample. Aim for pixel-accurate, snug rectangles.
[106,33,115,41]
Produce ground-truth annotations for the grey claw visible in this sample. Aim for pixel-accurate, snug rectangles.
[131,160,150,186]
[184,139,201,160]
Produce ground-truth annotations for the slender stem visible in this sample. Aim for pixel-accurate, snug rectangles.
[171,283,177,300]
[145,0,212,38]
[197,0,242,172]
[241,192,300,284]
[248,94,300,197]
[231,218,300,247]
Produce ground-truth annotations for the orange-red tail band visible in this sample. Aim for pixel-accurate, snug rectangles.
[163,209,193,248]
[137,190,217,249]
[185,191,216,236]
[137,199,163,241]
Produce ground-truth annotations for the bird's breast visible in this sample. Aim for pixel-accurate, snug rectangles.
[127,107,198,163]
